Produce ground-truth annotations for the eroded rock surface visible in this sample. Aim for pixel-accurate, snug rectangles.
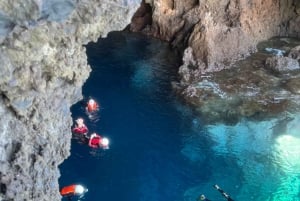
[265,56,300,73]
[130,0,300,124]
[176,38,300,124]
[0,0,141,200]
[133,0,300,73]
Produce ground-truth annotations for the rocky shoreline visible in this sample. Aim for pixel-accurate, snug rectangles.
[130,0,300,124]
[176,38,300,124]
[132,0,300,70]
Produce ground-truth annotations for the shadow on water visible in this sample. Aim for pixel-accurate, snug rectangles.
[59,32,300,201]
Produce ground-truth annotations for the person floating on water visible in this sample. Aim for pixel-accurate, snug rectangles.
[198,194,211,201]
[86,98,99,113]
[88,133,110,149]
[60,184,88,200]
[72,118,88,135]
[198,184,234,201]
[213,184,234,201]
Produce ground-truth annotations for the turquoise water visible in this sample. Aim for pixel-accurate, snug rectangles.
[59,32,300,201]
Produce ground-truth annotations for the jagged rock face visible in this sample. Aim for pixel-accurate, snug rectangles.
[130,0,300,124]
[176,39,300,125]
[132,0,300,73]
[0,0,141,200]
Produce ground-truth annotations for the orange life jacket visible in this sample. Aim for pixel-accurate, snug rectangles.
[60,185,76,196]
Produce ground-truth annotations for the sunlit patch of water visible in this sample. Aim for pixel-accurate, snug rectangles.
[182,113,300,201]
[270,117,300,201]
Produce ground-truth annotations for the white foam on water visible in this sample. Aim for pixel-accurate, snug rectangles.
[265,47,286,56]
[196,80,227,98]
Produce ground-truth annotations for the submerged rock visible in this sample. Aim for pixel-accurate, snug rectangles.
[288,45,300,60]
[265,56,300,73]
[176,38,300,124]
[130,0,300,125]
[283,78,300,95]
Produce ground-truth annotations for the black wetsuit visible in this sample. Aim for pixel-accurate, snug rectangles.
[214,186,234,201]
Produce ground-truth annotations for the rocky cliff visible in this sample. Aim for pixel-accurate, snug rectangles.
[130,0,300,124]
[0,0,141,200]
[132,0,300,72]
[0,0,299,199]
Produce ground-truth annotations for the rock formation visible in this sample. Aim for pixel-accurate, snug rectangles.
[0,0,141,200]
[132,0,300,72]
[131,0,300,124]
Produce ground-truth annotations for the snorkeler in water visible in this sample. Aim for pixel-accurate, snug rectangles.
[72,118,88,135]
[60,184,88,200]
[86,98,99,113]
[213,184,234,201]
[198,184,234,201]
[198,194,212,201]
[88,133,110,149]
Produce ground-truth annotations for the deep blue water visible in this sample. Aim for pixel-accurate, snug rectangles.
[59,32,300,201]
[59,32,202,201]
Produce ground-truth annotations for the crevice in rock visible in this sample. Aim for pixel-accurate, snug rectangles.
[0,183,7,194]
[128,0,153,33]
[170,19,200,52]
[170,0,175,10]
[30,154,36,166]
[32,123,38,131]
[37,145,43,157]
[14,165,21,172]
[28,108,36,120]
[0,91,24,120]
[8,141,22,163]
[224,0,241,27]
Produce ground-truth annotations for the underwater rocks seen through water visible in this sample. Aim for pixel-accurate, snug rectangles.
[175,37,300,125]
